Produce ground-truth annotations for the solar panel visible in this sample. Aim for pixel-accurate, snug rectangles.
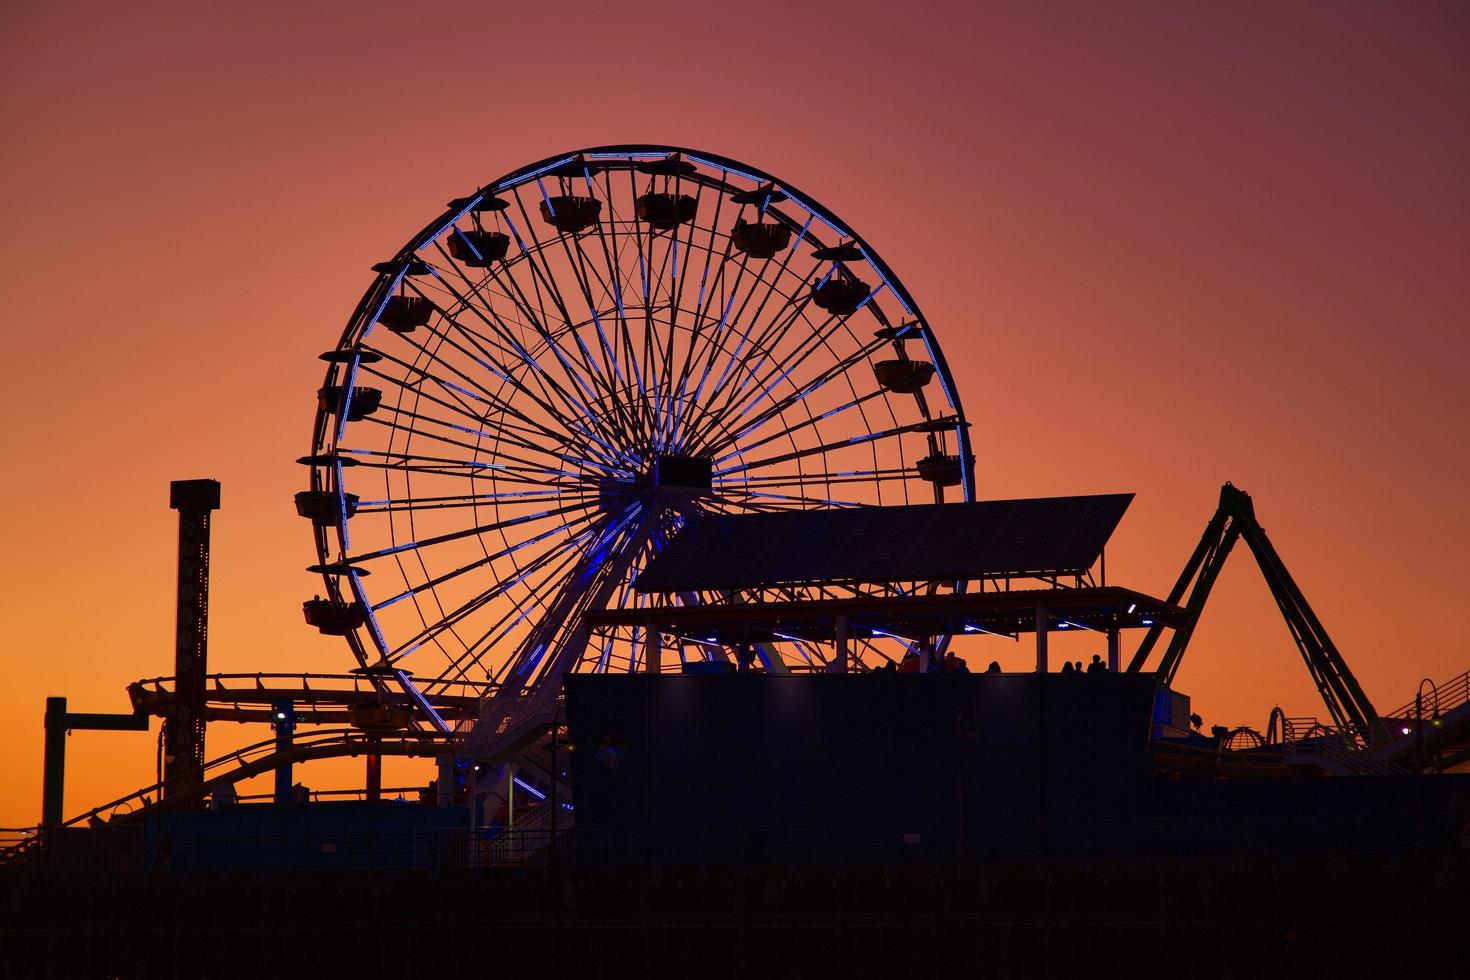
[633,494,1134,592]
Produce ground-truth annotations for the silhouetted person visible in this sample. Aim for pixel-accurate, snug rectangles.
[736,643,756,672]
[1061,661,1075,674]
[986,661,1002,674]
[1087,654,1105,674]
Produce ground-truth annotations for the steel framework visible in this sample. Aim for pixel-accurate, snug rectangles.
[299,146,976,757]
[1126,483,1387,742]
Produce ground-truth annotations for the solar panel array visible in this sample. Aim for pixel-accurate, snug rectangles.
[634,494,1134,592]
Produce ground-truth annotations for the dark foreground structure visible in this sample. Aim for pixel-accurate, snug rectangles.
[6,851,1468,978]
[6,673,1469,978]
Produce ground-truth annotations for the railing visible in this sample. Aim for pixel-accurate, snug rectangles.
[51,728,450,828]
[233,786,424,805]
[7,808,1461,876]
[129,672,495,706]
[1384,668,1470,721]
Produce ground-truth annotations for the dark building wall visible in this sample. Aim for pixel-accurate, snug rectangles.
[565,672,1158,863]
[566,673,1470,864]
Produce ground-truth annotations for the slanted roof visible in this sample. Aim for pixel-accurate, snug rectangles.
[633,494,1133,593]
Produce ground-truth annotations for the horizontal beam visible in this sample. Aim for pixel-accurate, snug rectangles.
[128,688,483,715]
[53,711,149,732]
[585,586,1184,641]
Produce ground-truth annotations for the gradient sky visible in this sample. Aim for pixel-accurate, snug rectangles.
[1,1,1466,828]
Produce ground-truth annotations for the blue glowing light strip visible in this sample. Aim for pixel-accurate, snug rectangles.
[496,156,576,191]
[683,154,763,185]
[512,776,546,801]
[421,198,480,249]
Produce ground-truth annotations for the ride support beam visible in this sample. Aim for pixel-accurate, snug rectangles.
[833,614,849,673]
[1127,483,1384,743]
[271,699,295,804]
[1035,606,1048,672]
[1236,518,1386,741]
[646,627,660,674]
[41,696,148,831]
[366,754,382,803]
[165,479,220,804]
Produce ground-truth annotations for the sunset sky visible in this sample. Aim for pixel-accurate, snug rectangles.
[1,1,1466,829]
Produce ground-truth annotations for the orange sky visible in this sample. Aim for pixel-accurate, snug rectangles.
[1,1,1466,829]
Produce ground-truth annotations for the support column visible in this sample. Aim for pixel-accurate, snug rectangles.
[271,699,295,805]
[436,754,455,808]
[365,754,382,803]
[40,697,148,831]
[646,626,661,674]
[506,762,517,829]
[1107,628,1121,672]
[1035,606,1049,673]
[42,697,67,832]
[833,615,849,673]
[165,479,220,803]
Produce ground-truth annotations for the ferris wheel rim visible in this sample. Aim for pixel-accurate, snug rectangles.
[305,144,977,731]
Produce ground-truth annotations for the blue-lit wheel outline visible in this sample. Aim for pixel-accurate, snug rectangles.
[304,145,976,732]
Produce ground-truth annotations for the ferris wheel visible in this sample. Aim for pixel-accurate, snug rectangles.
[298,145,974,750]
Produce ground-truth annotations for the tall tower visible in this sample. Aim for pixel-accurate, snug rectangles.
[165,479,220,800]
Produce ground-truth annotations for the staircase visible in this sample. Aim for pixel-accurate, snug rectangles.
[1376,667,1470,770]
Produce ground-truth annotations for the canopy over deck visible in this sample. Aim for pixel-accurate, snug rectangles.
[633,494,1134,593]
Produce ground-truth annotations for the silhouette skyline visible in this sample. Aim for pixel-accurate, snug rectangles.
[1,1,1466,828]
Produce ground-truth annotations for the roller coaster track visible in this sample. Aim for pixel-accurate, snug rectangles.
[127,672,494,726]
[1,727,455,866]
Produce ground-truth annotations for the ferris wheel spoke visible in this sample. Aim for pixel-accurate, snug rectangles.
[712,486,868,510]
[360,371,628,473]
[658,194,732,448]
[409,267,603,425]
[349,497,600,568]
[338,450,608,489]
[419,275,628,452]
[710,227,814,369]
[385,511,615,667]
[356,412,624,480]
[486,208,627,412]
[581,183,659,440]
[715,467,915,490]
[434,236,616,416]
[698,333,894,457]
[377,504,614,638]
[374,297,624,461]
[418,522,611,685]
[680,275,827,449]
[687,311,860,452]
[708,388,889,466]
[540,220,648,441]
[358,340,574,450]
[354,487,598,514]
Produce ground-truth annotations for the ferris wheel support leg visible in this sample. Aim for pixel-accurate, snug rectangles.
[436,754,455,808]
[832,614,849,673]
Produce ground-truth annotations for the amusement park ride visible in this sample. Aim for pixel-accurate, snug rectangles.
[13,146,1470,866]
